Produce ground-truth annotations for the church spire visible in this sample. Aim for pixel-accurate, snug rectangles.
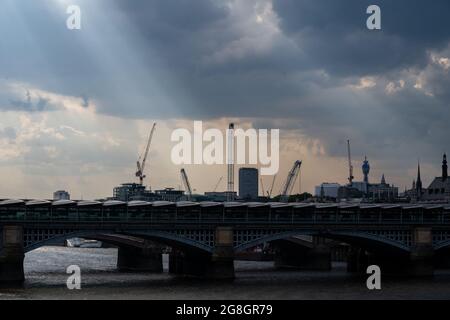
[443,153,448,181]
[416,161,423,199]
[381,174,386,185]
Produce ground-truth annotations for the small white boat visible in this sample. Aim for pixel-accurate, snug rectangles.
[79,240,102,248]
[66,238,102,248]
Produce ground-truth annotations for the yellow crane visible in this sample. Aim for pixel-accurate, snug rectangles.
[280,160,302,203]
[135,123,157,187]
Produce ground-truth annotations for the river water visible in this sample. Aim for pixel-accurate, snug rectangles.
[1,246,450,299]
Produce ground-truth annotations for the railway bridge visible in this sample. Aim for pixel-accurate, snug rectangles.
[1,200,450,283]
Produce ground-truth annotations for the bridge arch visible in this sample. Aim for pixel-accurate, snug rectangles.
[234,230,411,254]
[434,239,450,251]
[124,230,213,253]
[24,230,213,254]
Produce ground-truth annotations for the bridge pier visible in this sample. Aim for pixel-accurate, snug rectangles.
[408,227,434,277]
[274,237,331,271]
[169,249,211,276]
[434,247,450,269]
[0,226,25,284]
[117,241,163,272]
[209,226,235,279]
[169,227,235,280]
[168,249,186,275]
[346,247,369,273]
[347,228,434,277]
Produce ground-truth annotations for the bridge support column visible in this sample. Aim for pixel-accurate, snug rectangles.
[208,226,235,279]
[409,227,434,277]
[0,226,25,284]
[347,229,434,277]
[169,227,235,280]
[346,247,369,273]
[348,249,416,276]
[168,249,186,275]
[274,237,331,271]
[169,249,210,276]
[117,241,163,272]
[434,248,450,269]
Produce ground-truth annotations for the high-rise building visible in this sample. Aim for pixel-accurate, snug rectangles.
[315,183,341,198]
[367,175,399,202]
[113,183,147,201]
[362,156,370,184]
[239,168,258,200]
[53,190,70,201]
[155,188,185,202]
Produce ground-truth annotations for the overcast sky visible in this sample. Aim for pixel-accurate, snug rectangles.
[0,0,449,199]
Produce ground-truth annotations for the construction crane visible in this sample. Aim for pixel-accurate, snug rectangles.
[268,175,277,199]
[347,139,354,186]
[180,168,193,201]
[260,177,266,199]
[280,160,302,203]
[212,176,223,192]
[135,123,157,186]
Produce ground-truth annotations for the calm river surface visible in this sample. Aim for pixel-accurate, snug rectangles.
[1,246,450,300]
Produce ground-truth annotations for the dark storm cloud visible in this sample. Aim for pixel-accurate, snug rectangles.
[272,0,450,76]
[0,1,106,106]
[2,0,449,117]
[1,0,450,169]
[9,90,50,112]
[101,0,450,129]
[116,0,228,36]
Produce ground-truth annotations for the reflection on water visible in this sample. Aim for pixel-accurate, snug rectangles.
[0,246,450,299]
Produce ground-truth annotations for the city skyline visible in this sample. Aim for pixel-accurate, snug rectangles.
[2,1,450,303]
[0,0,449,199]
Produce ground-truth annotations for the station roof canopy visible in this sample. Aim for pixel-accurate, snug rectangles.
[223,202,246,208]
[339,204,359,209]
[6,199,450,210]
[103,200,126,207]
[176,201,200,208]
[423,205,443,210]
[26,199,51,206]
[267,202,293,208]
[77,200,102,207]
[315,204,338,209]
[246,202,270,208]
[52,200,76,206]
[0,199,25,206]
[360,204,381,210]
[381,204,401,210]
[199,201,223,208]
[152,201,175,207]
[127,200,151,207]
[292,203,316,209]
[402,205,424,210]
